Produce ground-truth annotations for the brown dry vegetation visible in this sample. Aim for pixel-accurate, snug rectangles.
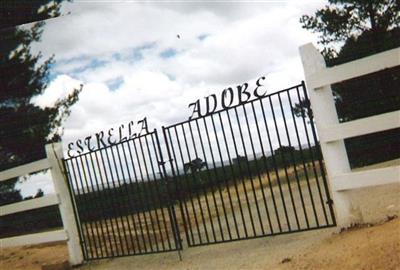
[2,160,398,269]
[277,217,400,270]
[80,161,330,258]
[2,217,399,270]
[0,241,68,270]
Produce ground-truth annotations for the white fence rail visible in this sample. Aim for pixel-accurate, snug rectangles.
[1,230,68,248]
[0,143,83,265]
[0,194,59,216]
[300,43,400,227]
[306,47,400,89]
[319,111,400,143]
[333,165,400,191]
[0,158,50,182]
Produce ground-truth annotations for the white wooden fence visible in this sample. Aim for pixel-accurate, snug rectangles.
[300,44,400,227]
[0,143,83,265]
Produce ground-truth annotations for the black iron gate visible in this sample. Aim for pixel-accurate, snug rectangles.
[63,81,335,259]
[63,131,181,260]
[163,82,336,246]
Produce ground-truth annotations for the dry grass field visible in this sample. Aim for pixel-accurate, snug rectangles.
[79,161,333,257]
[2,217,398,270]
[1,159,398,269]
[74,158,400,257]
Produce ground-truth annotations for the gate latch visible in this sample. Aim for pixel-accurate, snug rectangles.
[158,160,166,166]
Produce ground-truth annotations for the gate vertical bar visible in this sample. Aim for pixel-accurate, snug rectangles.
[209,115,241,239]
[168,126,197,245]
[158,128,184,257]
[249,102,281,233]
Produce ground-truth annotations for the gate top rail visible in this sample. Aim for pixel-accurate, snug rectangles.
[63,129,157,161]
[164,83,304,130]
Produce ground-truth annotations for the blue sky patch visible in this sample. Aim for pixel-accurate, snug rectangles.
[47,62,60,81]
[48,71,60,82]
[130,49,143,61]
[54,57,108,76]
[198,34,209,41]
[132,42,157,61]
[160,48,177,59]
[166,73,176,81]
[86,59,107,69]
[112,52,122,61]
[112,42,157,63]
[106,76,124,91]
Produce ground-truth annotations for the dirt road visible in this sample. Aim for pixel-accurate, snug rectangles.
[78,164,334,258]
[278,217,400,270]
[2,217,398,270]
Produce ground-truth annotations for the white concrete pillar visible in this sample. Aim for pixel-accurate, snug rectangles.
[299,43,361,227]
[45,142,84,265]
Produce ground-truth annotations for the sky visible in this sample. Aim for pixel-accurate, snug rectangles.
[18,0,327,196]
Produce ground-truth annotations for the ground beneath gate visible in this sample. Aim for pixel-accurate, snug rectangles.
[1,217,399,270]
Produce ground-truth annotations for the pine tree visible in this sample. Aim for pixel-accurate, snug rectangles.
[300,0,400,64]
[0,1,82,204]
[296,0,400,168]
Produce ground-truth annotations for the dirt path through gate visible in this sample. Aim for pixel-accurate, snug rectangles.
[69,160,398,256]
[1,160,399,269]
[2,217,399,270]
[76,162,331,257]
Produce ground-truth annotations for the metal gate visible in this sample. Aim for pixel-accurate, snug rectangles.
[63,81,335,258]
[63,131,181,260]
[163,82,336,246]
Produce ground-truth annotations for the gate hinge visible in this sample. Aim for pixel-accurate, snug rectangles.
[326,198,334,205]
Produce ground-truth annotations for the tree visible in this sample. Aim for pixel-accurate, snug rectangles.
[0,178,22,206]
[274,146,296,156]
[34,188,44,198]
[292,98,313,122]
[184,158,207,174]
[0,0,82,204]
[300,0,400,63]
[297,0,400,167]
[232,155,248,165]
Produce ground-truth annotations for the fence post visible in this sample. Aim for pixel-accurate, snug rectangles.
[299,43,362,227]
[45,142,84,265]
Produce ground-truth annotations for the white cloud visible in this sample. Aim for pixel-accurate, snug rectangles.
[23,0,327,195]
[16,171,54,197]
[32,75,82,108]
[29,0,327,135]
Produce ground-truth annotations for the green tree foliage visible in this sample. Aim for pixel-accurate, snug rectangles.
[300,0,400,62]
[0,0,82,205]
[184,158,207,173]
[0,178,22,206]
[292,98,313,122]
[232,155,247,165]
[274,145,296,156]
[296,0,400,168]
[34,188,44,198]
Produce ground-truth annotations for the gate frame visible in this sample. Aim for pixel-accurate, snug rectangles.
[162,82,337,247]
[62,130,183,261]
